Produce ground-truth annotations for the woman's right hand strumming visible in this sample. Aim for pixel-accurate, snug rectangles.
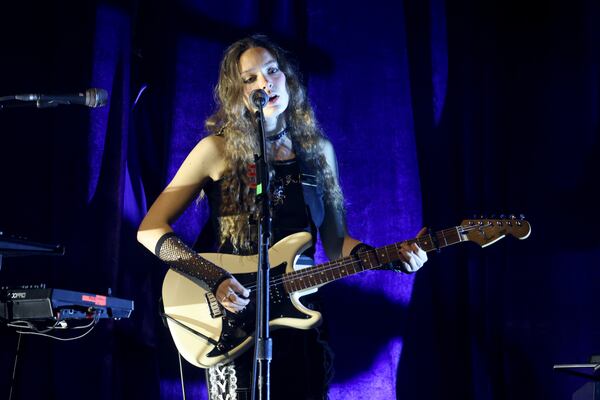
[216,277,250,313]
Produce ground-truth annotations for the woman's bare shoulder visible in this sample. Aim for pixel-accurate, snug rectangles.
[176,134,227,182]
[195,134,225,153]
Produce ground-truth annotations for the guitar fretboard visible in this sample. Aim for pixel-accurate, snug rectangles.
[282,227,465,293]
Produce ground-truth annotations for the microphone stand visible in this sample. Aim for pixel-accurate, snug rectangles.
[251,101,272,400]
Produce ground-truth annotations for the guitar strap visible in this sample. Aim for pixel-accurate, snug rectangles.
[298,159,325,229]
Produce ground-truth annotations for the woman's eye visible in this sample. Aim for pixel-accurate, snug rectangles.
[268,67,279,74]
[243,76,256,84]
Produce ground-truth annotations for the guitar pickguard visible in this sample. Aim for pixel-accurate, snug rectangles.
[207,262,311,358]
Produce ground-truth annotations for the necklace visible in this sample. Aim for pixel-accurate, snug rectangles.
[266,127,288,142]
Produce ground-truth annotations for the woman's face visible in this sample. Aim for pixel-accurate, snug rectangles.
[238,47,289,122]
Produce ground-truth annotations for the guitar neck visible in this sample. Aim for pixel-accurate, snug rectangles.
[283,226,466,293]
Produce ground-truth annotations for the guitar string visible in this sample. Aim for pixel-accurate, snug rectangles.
[243,255,402,293]
[239,221,526,292]
[241,231,452,292]
[265,228,453,284]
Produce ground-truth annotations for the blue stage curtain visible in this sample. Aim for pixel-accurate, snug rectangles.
[1,0,600,399]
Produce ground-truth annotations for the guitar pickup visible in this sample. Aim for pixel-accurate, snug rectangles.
[205,292,223,319]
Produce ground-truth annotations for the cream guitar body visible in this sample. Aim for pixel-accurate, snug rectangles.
[162,232,321,368]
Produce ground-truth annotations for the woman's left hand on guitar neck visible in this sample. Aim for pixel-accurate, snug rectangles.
[397,227,428,273]
[350,227,429,273]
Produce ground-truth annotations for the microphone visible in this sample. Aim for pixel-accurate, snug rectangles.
[14,88,108,108]
[250,89,268,108]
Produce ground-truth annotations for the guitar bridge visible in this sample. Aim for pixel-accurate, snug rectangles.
[205,292,223,319]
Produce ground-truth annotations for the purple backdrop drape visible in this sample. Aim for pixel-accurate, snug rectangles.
[1,0,599,399]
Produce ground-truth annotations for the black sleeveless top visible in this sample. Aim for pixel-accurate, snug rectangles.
[193,158,321,260]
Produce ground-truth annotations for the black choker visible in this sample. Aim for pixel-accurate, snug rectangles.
[267,128,288,142]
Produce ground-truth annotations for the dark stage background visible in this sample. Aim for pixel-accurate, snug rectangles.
[1,0,599,399]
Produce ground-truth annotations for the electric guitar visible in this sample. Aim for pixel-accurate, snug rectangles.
[162,217,531,368]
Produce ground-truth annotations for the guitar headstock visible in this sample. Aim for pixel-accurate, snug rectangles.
[459,215,531,247]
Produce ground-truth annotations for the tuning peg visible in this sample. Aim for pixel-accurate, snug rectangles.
[499,214,506,219]
[519,214,526,220]
[509,214,516,219]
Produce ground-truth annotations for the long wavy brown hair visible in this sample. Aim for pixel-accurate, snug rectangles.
[205,34,344,252]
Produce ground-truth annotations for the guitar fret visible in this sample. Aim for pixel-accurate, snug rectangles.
[455,226,463,242]
[321,262,333,284]
[333,261,341,279]
[445,230,460,246]
[307,275,315,289]
[394,243,401,261]
[337,262,344,277]
[337,262,348,278]
[320,269,327,283]
[350,261,359,274]
[305,273,313,289]
[325,264,335,282]
[313,271,322,286]
[318,268,326,284]
[385,245,391,265]
[291,276,300,292]
[309,271,319,287]
[340,261,347,278]
[377,247,391,265]
[283,276,291,292]
[437,231,449,248]
[321,269,329,283]
[418,235,435,252]
[339,261,347,277]
[283,277,290,292]
[389,245,400,263]
[299,272,309,289]
[367,250,378,269]
[358,251,377,270]
[303,276,310,290]
[285,276,295,292]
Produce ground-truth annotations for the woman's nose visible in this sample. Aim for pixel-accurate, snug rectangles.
[259,74,273,91]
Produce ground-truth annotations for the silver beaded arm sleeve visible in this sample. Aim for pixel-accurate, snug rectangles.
[155,232,232,293]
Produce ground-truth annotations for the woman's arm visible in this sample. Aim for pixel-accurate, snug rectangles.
[137,135,226,251]
[318,139,427,272]
[137,135,249,312]
[318,139,361,260]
